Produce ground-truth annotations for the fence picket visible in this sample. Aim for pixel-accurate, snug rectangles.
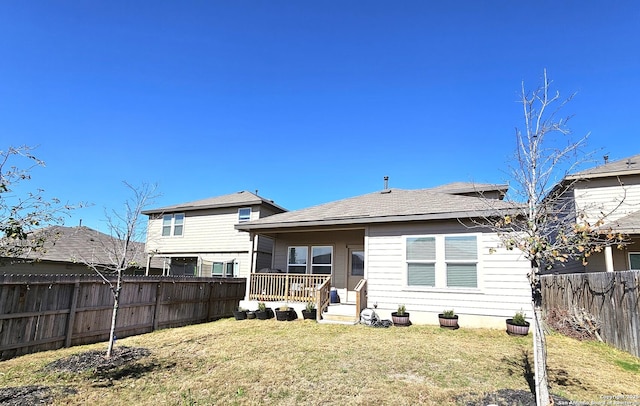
[0,275,245,360]
[542,271,640,358]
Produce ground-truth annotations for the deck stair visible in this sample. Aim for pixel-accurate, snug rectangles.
[320,303,359,325]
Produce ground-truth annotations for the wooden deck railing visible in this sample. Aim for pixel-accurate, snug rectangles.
[354,279,367,322]
[315,277,331,321]
[249,273,331,303]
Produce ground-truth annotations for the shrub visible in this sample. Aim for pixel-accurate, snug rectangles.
[397,304,406,316]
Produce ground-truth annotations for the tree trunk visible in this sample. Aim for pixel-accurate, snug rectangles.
[106,272,123,358]
[533,301,550,405]
[530,265,550,406]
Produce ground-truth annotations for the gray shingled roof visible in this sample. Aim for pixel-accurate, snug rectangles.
[567,154,640,179]
[427,182,508,196]
[15,226,159,269]
[236,188,517,231]
[142,190,286,215]
[607,211,640,234]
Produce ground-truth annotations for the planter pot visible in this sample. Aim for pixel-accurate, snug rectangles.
[275,309,297,321]
[302,309,317,320]
[246,311,256,320]
[233,309,247,320]
[256,308,274,320]
[391,312,411,327]
[438,314,459,330]
[506,319,530,336]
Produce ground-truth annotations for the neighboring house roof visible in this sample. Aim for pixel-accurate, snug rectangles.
[606,211,640,235]
[236,187,516,231]
[142,190,286,215]
[6,226,159,269]
[566,154,640,180]
[427,182,508,199]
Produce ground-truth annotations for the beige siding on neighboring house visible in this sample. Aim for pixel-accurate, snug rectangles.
[146,207,255,253]
[574,182,640,225]
[366,221,531,327]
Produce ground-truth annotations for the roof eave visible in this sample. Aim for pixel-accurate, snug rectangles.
[142,199,285,215]
[565,168,640,181]
[235,208,517,231]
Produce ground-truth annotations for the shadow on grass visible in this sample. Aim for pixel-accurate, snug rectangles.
[502,349,536,395]
[92,361,176,386]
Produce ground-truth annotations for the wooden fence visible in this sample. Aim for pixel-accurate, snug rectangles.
[541,271,640,358]
[0,274,246,360]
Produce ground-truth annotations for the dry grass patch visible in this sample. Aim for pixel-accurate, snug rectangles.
[0,318,638,405]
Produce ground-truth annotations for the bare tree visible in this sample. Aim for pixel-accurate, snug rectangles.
[82,182,158,357]
[487,70,626,405]
[0,145,75,259]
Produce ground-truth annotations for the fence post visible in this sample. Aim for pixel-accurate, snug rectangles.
[65,281,80,348]
[153,282,163,331]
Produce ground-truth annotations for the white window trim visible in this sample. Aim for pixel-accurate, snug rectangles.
[287,246,308,274]
[404,233,482,292]
[311,245,333,275]
[238,207,252,222]
[629,252,640,270]
[161,213,185,237]
[286,245,334,275]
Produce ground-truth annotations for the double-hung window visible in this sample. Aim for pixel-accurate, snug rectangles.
[406,234,479,289]
[630,253,640,270]
[407,237,436,286]
[162,213,184,237]
[311,246,332,274]
[288,246,308,274]
[287,246,333,274]
[238,208,251,222]
[445,236,478,288]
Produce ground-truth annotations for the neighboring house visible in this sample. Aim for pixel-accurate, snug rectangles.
[142,191,286,278]
[235,183,532,328]
[556,154,640,273]
[0,226,163,275]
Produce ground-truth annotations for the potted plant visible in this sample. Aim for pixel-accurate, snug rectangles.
[302,301,317,320]
[391,304,411,326]
[438,309,459,329]
[275,305,297,321]
[233,307,247,320]
[255,302,274,320]
[506,310,530,336]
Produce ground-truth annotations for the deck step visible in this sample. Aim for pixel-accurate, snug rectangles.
[319,315,359,325]
[320,303,359,324]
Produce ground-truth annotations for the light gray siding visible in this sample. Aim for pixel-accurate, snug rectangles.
[366,221,531,320]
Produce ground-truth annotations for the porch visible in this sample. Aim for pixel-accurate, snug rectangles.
[247,273,368,323]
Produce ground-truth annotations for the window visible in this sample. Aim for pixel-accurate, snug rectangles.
[212,261,238,277]
[287,246,333,275]
[162,213,184,237]
[407,237,436,286]
[630,253,640,270]
[238,208,251,222]
[288,246,307,274]
[445,236,478,288]
[311,246,333,275]
[406,234,479,289]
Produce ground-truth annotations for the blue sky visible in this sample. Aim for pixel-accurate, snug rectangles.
[1,1,639,234]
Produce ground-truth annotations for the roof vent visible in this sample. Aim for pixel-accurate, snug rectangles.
[627,159,637,169]
[384,176,389,190]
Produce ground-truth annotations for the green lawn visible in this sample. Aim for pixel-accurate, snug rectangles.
[1,318,639,405]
